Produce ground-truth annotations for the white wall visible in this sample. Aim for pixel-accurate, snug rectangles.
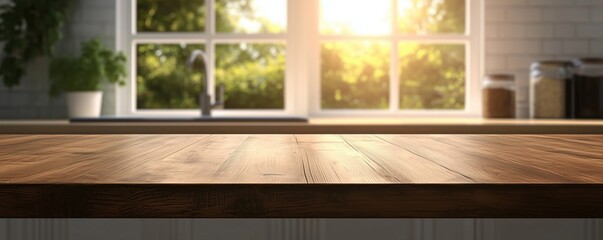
[0,0,116,119]
[484,0,603,118]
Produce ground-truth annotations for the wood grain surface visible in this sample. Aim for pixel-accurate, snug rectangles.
[1,134,603,218]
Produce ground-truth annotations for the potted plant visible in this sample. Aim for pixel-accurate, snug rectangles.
[0,0,74,88]
[50,39,126,118]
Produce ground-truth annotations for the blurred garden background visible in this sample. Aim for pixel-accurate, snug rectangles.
[135,0,466,110]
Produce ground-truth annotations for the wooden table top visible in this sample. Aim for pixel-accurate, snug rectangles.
[1,134,603,218]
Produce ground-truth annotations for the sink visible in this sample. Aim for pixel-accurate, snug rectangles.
[70,116,309,123]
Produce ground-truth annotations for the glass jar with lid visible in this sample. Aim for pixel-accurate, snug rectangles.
[483,74,516,119]
[530,61,568,119]
[573,58,603,119]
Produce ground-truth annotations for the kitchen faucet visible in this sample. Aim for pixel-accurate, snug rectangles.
[187,49,224,117]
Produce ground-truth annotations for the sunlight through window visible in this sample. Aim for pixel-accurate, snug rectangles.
[320,0,391,35]
[126,0,478,115]
[321,42,390,109]
[216,0,287,33]
[398,0,466,34]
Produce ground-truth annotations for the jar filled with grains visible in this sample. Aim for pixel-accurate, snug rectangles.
[483,74,516,119]
[530,61,568,119]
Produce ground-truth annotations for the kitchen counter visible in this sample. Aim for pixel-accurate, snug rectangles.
[1,134,603,218]
[2,118,603,134]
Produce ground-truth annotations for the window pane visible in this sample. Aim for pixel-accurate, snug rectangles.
[215,43,286,109]
[216,0,287,34]
[137,43,205,109]
[321,42,390,109]
[320,0,391,35]
[398,0,466,34]
[137,0,205,32]
[399,43,465,110]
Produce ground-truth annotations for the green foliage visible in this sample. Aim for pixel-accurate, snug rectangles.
[399,0,465,34]
[216,43,285,109]
[136,0,466,110]
[136,44,205,109]
[215,0,253,33]
[215,0,285,33]
[49,39,127,96]
[321,42,390,109]
[137,0,205,32]
[399,44,465,109]
[136,0,286,110]
[0,0,74,88]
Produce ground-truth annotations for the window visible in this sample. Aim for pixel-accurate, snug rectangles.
[117,0,482,117]
[118,0,289,116]
[316,0,477,115]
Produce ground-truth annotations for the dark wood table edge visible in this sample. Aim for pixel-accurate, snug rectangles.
[3,124,603,134]
[1,184,602,218]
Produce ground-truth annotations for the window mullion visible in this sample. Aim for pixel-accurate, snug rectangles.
[131,34,287,42]
[390,0,399,112]
[207,0,216,103]
[208,0,215,34]
[309,0,321,115]
[393,35,471,41]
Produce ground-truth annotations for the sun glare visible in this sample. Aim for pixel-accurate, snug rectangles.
[252,0,287,29]
[398,0,413,17]
[227,0,287,33]
[320,0,391,35]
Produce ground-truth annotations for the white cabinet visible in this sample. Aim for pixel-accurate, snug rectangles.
[322,219,415,240]
[0,219,6,240]
[426,219,475,240]
[67,220,141,240]
[1,219,68,240]
[320,219,474,240]
[1,219,601,240]
[190,220,272,240]
[479,219,601,240]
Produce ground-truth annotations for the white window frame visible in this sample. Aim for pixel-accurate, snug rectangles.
[116,0,483,118]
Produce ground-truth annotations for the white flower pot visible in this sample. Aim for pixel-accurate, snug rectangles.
[66,91,103,118]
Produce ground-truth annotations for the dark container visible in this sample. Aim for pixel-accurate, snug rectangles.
[483,74,516,119]
[563,61,575,119]
[573,58,603,119]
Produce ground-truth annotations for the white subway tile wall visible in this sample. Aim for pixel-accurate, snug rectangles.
[485,0,603,118]
[1,0,602,118]
[0,0,116,119]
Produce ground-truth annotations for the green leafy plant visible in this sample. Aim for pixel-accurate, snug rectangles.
[0,0,74,88]
[49,39,127,96]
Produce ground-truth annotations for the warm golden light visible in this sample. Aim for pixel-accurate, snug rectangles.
[227,0,287,33]
[218,0,287,33]
[398,0,414,17]
[320,0,391,35]
[397,0,465,34]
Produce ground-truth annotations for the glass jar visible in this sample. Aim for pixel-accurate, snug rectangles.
[530,61,568,119]
[483,74,516,119]
[564,61,575,119]
[573,58,603,119]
